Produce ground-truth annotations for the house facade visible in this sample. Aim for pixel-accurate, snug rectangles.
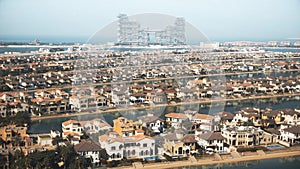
[99,132,157,160]
[62,119,84,139]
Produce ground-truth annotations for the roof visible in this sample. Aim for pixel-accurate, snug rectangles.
[265,128,281,135]
[181,134,197,143]
[283,126,300,135]
[219,112,234,120]
[62,119,80,126]
[74,140,102,152]
[138,115,162,123]
[165,113,188,119]
[99,133,153,144]
[193,113,214,120]
[163,133,180,141]
[63,131,81,137]
[198,132,225,141]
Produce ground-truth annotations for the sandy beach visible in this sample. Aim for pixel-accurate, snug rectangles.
[110,147,300,169]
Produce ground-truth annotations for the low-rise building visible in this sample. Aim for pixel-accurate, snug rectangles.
[37,134,52,146]
[165,112,188,129]
[80,118,112,135]
[163,132,198,156]
[0,125,27,142]
[221,126,265,147]
[99,132,157,160]
[113,117,142,137]
[138,114,164,133]
[62,120,83,139]
[197,131,229,154]
[75,140,103,165]
[191,113,215,131]
[280,126,300,146]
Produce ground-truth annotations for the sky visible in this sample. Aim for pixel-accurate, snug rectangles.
[0,0,299,43]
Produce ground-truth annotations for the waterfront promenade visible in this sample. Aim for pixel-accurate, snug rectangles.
[112,147,300,169]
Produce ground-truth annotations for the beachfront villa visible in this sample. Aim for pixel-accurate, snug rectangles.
[221,126,267,147]
[163,132,198,156]
[62,119,84,139]
[279,126,300,146]
[74,140,103,165]
[196,131,230,154]
[99,132,158,160]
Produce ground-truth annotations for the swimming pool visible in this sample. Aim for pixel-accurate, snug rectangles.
[267,144,285,149]
[144,155,163,161]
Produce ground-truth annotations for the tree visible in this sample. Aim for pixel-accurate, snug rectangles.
[59,145,78,169]
[0,154,8,168]
[0,137,6,148]
[9,150,26,169]
[99,149,109,165]
[52,136,64,146]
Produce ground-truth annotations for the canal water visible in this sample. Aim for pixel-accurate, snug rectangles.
[176,156,300,169]
[28,96,300,134]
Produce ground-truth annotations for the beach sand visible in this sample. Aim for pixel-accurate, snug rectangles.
[110,147,300,169]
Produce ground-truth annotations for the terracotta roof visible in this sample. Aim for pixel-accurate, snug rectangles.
[193,113,214,120]
[135,129,144,133]
[74,140,102,152]
[219,112,234,120]
[62,119,79,126]
[63,131,81,137]
[165,113,188,119]
[127,134,152,141]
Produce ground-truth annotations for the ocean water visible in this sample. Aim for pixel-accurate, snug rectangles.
[0,47,41,53]
[263,48,300,53]
[176,156,300,169]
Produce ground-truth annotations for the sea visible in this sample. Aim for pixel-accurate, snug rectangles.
[176,156,300,169]
[28,96,300,134]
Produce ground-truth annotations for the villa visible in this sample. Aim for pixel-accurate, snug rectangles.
[62,119,84,139]
[99,132,157,160]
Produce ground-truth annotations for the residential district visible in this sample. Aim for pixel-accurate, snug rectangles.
[0,41,300,168]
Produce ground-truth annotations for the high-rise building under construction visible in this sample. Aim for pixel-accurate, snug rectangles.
[117,14,186,46]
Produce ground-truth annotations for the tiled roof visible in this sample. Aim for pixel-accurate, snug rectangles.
[63,131,81,137]
[165,113,188,119]
[138,115,162,123]
[283,126,300,135]
[198,132,225,141]
[62,119,79,126]
[181,134,197,143]
[219,112,234,120]
[193,113,214,120]
[74,140,102,152]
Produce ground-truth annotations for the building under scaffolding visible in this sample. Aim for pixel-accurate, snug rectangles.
[117,14,186,46]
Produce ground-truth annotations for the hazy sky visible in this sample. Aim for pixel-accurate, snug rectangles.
[0,0,299,42]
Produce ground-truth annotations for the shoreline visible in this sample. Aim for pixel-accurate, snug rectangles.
[110,149,300,169]
[31,93,300,121]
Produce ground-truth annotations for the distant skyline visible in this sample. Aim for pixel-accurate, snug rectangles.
[0,0,300,43]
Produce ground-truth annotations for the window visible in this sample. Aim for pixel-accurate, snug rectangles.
[111,146,116,151]
[143,143,147,147]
